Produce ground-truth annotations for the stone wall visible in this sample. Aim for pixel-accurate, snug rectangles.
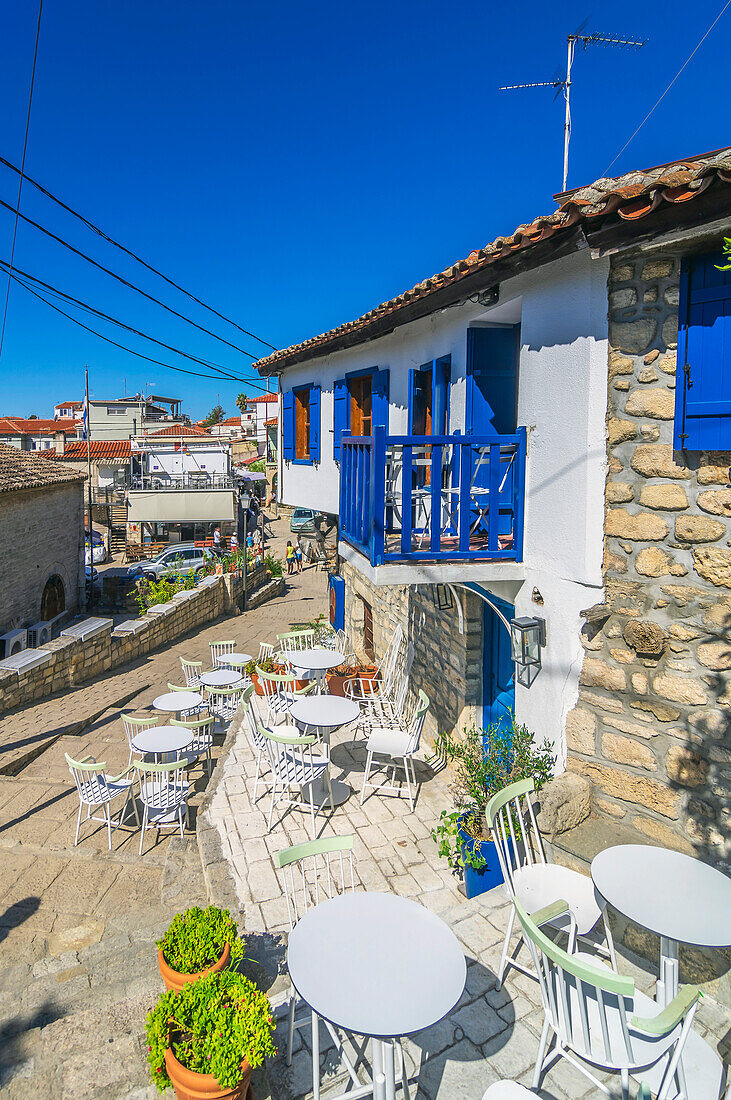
[340,560,483,740]
[565,247,731,868]
[0,482,85,634]
[0,570,283,716]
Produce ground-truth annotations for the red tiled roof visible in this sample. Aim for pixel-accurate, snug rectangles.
[146,423,211,437]
[59,440,131,460]
[55,400,83,408]
[0,443,85,493]
[0,417,80,434]
[264,416,277,426]
[220,416,243,426]
[255,147,731,374]
[248,393,278,402]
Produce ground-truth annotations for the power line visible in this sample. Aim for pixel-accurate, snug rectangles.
[0,194,265,359]
[0,0,43,363]
[603,1,731,174]
[0,151,278,350]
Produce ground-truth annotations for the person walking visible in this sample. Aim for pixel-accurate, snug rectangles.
[285,540,295,575]
[295,540,303,573]
[213,526,221,550]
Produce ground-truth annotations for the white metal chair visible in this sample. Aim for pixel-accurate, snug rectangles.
[486,778,617,989]
[209,639,235,669]
[204,683,244,725]
[256,667,313,727]
[170,714,215,775]
[359,642,414,734]
[277,629,316,654]
[180,657,203,688]
[66,753,138,849]
[517,898,702,1100]
[258,641,275,661]
[261,727,333,837]
[343,624,404,712]
[134,759,190,854]
[121,712,158,765]
[241,685,276,801]
[275,836,380,1100]
[360,689,429,812]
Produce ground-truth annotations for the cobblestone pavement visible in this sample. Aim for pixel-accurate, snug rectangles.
[207,706,731,1100]
[0,516,327,1099]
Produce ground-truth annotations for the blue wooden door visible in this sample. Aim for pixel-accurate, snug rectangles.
[466,327,519,437]
[482,594,515,734]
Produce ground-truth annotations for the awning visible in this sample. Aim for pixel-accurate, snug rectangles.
[127,489,236,523]
[242,471,267,481]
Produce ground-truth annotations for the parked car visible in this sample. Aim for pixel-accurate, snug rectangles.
[290,508,324,535]
[84,530,106,565]
[127,542,217,581]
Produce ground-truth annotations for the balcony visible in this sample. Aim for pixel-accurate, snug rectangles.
[339,427,526,569]
[131,473,237,490]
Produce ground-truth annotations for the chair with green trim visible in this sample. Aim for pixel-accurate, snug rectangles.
[170,714,215,775]
[517,898,703,1100]
[121,712,158,765]
[277,629,317,654]
[241,685,276,801]
[204,682,245,725]
[486,777,617,989]
[66,753,138,849]
[261,726,333,838]
[256,666,314,727]
[209,639,236,669]
[180,657,203,689]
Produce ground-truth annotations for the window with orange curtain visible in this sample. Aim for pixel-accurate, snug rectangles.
[294,388,310,459]
[349,374,373,437]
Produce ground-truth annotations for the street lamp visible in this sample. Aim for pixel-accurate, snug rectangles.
[510,616,546,688]
[240,486,251,613]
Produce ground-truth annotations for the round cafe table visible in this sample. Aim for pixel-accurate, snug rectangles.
[152,691,203,719]
[289,695,360,807]
[199,669,243,688]
[130,724,193,762]
[287,892,466,1100]
[218,651,251,668]
[287,647,345,693]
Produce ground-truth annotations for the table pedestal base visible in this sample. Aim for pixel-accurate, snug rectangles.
[301,777,351,808]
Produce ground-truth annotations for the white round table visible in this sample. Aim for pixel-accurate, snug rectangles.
[287,648,345,693]
[152,691,203,719]
[592,845,731,1006]
[219,651,251,668]
[289,695,360,807]
[131,724,193,761]
[287,892,465,1100]
[199,669,243,688]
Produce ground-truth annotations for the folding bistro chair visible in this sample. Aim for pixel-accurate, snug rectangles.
[66,753,138,849]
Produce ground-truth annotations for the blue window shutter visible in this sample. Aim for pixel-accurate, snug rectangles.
[407,368,416,433]
[333,377,347,460]
[372,368,390,431]
[282,390,294,460]
[674,250,731,451]
[309,385,321,461]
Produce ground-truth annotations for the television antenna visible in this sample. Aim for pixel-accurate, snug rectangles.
[500,24,647,192]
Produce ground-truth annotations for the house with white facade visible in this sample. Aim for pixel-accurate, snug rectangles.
[0,417,81,451]
[246,393,278,444]
[256,148,731,867]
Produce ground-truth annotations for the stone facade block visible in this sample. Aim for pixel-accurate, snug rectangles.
[605,510,668,541]
[630,444,690,480]
[624,390,675,420]
[675,515,726,543]
[601,732,656,771]
[568,759,679,818]
[638,484,688,510]
[692,547,731,587]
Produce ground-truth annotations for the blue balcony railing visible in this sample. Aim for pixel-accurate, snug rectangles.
[340,426,526,566]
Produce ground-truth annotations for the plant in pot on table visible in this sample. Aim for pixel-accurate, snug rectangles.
[432,716,554,899]
[146,969,276,1100]
[157,905,244,991]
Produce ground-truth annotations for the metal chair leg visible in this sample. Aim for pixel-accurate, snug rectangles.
[533,1016,551,1089]
[74,802,83,846]
[311,1009,320,1100]
[496,904,516,989]
[286,994,296,1065]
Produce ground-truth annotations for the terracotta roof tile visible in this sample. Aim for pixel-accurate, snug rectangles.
[0,417,80,434]
[255,147,731,374]
[0,443,86,493]
[247,393,278,403]
[59,440,131,460]
[145,423,211,438]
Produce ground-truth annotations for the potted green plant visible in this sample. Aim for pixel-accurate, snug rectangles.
[244,656,276,696]
[146,969,276,1099]
[157,906,243,992]
[432,716,554,899]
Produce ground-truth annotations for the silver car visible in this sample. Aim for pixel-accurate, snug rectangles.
[127,542,217,581]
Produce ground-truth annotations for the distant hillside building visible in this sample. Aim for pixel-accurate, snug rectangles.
[87,394,184,441]
[0,417,81,452]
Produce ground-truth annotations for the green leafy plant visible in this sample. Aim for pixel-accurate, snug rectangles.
[146,969,276,1091]
[432,715,555,872]
[247,458,266,473]
[244,655,277,677]
[157,905,243,973]
[715,236,731,271]
[264,552,283,578]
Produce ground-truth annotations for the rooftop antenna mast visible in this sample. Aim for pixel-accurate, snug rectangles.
[500,24,646,192]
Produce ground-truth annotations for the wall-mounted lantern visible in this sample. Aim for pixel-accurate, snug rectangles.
[510,616,546,688]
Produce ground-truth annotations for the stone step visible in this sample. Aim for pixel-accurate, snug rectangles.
[546,814,655,876]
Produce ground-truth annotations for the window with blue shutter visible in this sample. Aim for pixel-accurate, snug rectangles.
[282,390,294,460]
[333,377,347,460]
[372,369,390,431]
[674,249,731,451]
[309,385,321,462]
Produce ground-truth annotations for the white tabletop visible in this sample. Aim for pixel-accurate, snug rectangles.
[290,695,360,728]
[287,892,465,1037]
[289,648,345,673]
[131,724,193,755]
[219,652,251,667]
[199,669,243,688]
[152,691,203,712]
[592,845,731,948]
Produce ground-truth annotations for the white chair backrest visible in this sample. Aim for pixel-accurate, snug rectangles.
[171,714,215,739]
[242,685,268,752]
[379,624,404,693]
[486,778,546,897]
[121,713,157,751]
[135,760,186,811]
[258,641,274,661]
[262,726,318,780]
[390,641,415,710]
[405,690,429,755]
[210,640,235,666]
[278,629,316,653]
[66,753,106,801]
[274,835,356,929]
[180,657,202,686]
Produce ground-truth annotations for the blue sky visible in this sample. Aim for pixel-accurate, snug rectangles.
[0,0,728,420]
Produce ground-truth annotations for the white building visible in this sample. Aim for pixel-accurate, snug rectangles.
[246,393,278,445]
[87,394,184,441]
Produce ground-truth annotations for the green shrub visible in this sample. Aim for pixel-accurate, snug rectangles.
[157,905,243,973]
[264,553,282,577]
[146,970,277,1091]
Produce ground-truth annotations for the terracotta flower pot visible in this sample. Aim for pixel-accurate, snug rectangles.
[164,1043,253,1100]
[158,942,231,993]
[327,665,379,698]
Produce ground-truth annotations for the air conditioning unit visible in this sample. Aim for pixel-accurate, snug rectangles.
[0,628,28,659]
[28,620,53,647]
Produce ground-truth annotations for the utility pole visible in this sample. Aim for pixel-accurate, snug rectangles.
[500,28,646,192]
[84,366,94,611]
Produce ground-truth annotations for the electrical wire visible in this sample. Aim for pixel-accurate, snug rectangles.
[0,151,277,350]
[0,0,43,363]
[0,195,265,359]
[603,0,731,174]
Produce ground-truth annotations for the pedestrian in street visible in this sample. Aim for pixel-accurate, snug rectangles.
[295,540,303,573]
[230,531,238,554]
[213,526,221,550]
[285,540,295,575]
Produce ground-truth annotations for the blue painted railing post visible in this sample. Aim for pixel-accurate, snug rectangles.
[487,442,501,553]
[458,442,472,553]
[513,427,527,561]
[430,443,442,554]
[371,426,386,565]
[401,444,413,557]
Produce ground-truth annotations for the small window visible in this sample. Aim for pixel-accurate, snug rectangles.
[359,596,375,661]
[349,374,373,436]
[295,388,310,459]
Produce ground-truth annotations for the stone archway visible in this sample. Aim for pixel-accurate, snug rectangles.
[40,575,65,621]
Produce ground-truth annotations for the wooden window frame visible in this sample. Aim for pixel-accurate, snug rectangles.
[294,387,311,461]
